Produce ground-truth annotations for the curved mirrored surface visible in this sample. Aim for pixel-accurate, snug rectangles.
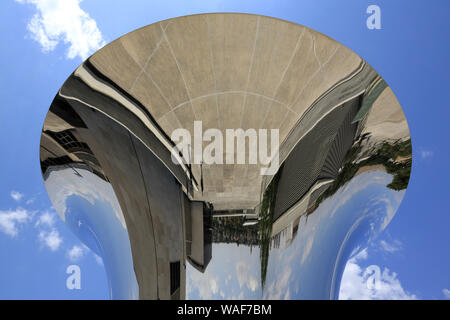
[39,13,411,299]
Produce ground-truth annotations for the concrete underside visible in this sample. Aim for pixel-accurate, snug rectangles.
[87,13,365,210]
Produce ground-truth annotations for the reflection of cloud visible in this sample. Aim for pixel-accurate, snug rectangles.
[330,171,393,219]
[443,288,450,299]
[263,267,291,300]
[236,261,259,292]
[231,292,244,300]
[263,170,407,300]
[187,243,261,300]
[10,190,24,202]
[339,251,416,300]
[94,254,103,266]
[45,167,126,229]
[380,195,402,231]
[225,274,232,285]
[300,234,314,264]
[16,0,105,60]
[38,229,62,251]
[284,287,291,299]
[188,266,219,299]
[0,208,33,237]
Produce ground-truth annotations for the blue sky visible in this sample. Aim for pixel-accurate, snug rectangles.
[0,0,449,299]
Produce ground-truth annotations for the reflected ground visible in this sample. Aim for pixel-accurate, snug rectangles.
[39,13,412,299]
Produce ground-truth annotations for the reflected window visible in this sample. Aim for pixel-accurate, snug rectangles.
[170,261,180,295]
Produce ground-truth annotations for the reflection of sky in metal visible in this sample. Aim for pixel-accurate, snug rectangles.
[44,167,138,299]
[264,170,404,299]
[44,165,126,228]
[186,243,262,300]
[187,170,404,300]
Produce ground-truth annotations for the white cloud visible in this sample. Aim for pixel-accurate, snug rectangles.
[38,229,62,251]
[35,211,55,227]
[0,208,33,237]
[67,245,84,261]
[379,239,402,253]
[16,0,105,60]
[339,251,416,300]
[355,248,369,260]
[0,204,64,253]
[10,190,24,202]
[443,288,450,299]
[420,150,433,159]
[34,209,64,252]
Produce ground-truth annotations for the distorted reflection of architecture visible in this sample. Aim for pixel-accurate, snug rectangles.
[39,13,411,300]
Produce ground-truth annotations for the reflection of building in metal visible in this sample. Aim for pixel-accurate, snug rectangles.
[212,216,259,247]
[273,95,361,220]
[39,13,411,300]
[243,219,259,227]
[264,75,411,244]
[267,93,363,239]
[257,76,410,290]
[185,201,212,273]
[40,102,212,299]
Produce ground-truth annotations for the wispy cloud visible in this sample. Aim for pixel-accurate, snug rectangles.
[236,261,259,292]
[187,265,219,299]
[67,245,84,262]
[35,211,55,228]
[16,0,105,60]
[443,288,450,299]
[339,250,416,300]
[34,209,63,251]
[38,229,62,251]
[0,208,33,237]
[379,239,402,253]
[225,274,231,285]
[10,190,24,202]
[93,253,103,266]
[1,201,66,253]
[420,150,433,159]
[263,267,292,300]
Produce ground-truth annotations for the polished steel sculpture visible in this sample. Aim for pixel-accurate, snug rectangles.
[39,13,411,299]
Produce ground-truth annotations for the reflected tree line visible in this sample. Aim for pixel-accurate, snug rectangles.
[212,216,259,247]
[315,137,412,208]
